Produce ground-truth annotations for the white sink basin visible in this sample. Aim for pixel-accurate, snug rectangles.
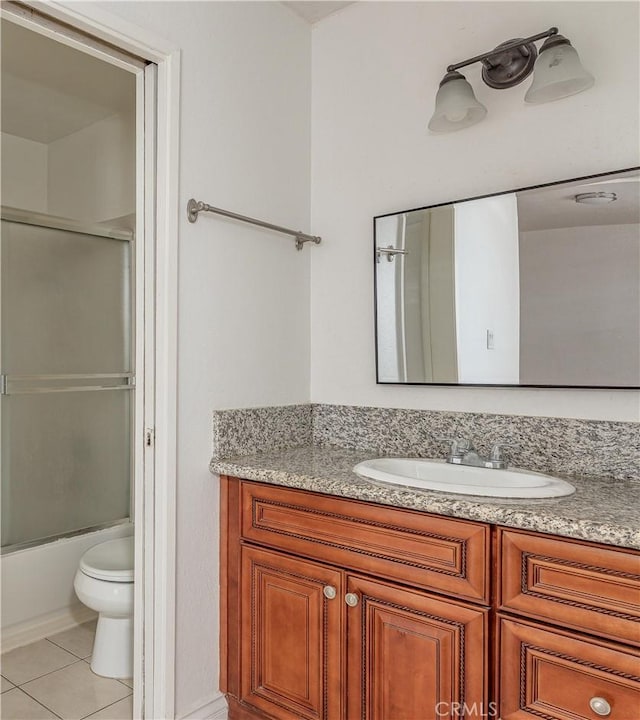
[353,458,575,499]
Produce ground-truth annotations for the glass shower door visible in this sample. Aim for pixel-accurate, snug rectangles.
[1,212,134,550]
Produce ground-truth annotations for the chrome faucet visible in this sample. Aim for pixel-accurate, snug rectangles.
[437,437,517,470]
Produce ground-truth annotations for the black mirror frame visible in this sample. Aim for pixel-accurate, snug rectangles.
[373,165,640,390]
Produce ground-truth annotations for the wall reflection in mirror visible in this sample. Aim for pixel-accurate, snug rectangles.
[374,168,640,388]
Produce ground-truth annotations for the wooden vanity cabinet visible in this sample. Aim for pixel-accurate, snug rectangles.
[221,477,490,720]
[221,477,640,720]
[496,528,640,720]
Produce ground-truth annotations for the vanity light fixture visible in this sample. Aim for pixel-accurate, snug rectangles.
[429,27,594,133]
[575,191,617,205]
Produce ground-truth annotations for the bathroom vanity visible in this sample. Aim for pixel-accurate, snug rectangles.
[215,448,640,720]
[213,158,640,718]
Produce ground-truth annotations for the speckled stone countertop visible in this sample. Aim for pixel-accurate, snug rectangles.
[210,445,640,550]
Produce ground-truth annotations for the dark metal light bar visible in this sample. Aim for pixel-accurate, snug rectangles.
[447,27,558,72]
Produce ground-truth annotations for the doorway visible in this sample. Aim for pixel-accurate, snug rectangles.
[0,3,178,718]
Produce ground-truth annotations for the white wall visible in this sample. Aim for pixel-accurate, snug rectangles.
[520,224,640,387]
[1,132,48,212]
[310,1,640,420]
[454,195,520,384]
[48,113,135,224]
[64,2,312,717]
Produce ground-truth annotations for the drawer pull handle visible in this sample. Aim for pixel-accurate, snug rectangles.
[589,697,611,717]
[323,585,337,600]
[345,593,359,607]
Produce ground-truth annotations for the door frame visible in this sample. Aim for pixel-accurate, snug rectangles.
[1,3,181,718]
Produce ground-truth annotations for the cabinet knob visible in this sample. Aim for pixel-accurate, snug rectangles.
[323,585,337,600]
[589,697,611,717]
[345,593,359,607]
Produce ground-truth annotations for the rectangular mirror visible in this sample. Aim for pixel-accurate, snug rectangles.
[374,167,640,388]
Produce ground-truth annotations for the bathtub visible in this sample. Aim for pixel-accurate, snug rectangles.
[1,522,133,651]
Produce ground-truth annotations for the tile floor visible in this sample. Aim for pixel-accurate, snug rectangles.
[1,621,132,720]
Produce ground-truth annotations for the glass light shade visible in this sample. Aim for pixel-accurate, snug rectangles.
[428,72,487,133]
[525,41,594,104]
[575,191,617,205]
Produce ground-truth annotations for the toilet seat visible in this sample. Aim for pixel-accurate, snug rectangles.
[80,536,134,582]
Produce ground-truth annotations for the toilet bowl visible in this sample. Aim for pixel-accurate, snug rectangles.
[74,536,134,679]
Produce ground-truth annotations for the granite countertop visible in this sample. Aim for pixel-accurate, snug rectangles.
[210,445,640,550]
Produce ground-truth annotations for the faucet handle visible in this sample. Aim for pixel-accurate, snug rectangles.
[490,442,520,462]
[436,436,474,456]
[455,437,474,453]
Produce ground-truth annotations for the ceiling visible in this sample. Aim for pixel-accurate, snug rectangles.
[283,2,354,24]
[1,21,135,144]
[517,170,640,232]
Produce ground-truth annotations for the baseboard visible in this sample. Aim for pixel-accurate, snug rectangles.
[1,603,97,652]
[178,692,227,720]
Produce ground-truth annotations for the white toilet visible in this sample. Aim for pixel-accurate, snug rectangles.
[74,536,134,679]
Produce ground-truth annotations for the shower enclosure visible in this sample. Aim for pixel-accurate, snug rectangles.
[1,207,133,553]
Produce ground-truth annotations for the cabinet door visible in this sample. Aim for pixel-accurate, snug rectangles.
[346,575,489,720]
[499,616,640,720]
[240,545,343,720]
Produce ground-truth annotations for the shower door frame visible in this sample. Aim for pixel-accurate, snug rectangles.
[1,3,181,719]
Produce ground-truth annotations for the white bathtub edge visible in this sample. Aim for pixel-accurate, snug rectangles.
[1,524,132,649]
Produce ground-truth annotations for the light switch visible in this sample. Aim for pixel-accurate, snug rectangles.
[486,329,495,350]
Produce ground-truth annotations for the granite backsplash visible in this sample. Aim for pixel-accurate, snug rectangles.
[212,403,640,482]
[212,404,312,459]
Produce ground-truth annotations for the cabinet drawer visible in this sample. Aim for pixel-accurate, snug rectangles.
[499,617,640,720]
[239,480,489,604]
[499,528,640,646]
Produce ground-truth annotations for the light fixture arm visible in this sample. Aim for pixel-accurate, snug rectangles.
[429,27,594,133]
[429,25,594,132]
[446,27,558,73]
